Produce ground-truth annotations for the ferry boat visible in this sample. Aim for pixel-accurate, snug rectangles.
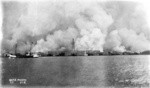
[8,53,39,58]
[8,42,39,58]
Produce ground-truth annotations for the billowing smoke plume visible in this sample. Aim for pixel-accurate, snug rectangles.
[1,1,150,54]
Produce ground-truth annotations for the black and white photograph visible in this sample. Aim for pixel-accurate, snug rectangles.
[0,0,150,87]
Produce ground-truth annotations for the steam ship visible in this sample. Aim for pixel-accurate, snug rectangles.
[8,43,39,58]
[8,53,39,58]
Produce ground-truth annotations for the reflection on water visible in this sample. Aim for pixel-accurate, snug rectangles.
[105,56,150,86]
[1,55,150,87]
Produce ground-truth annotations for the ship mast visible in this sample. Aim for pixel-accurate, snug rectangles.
[30,42,34,53]
[27,42,33,55]
[14,43,17,54]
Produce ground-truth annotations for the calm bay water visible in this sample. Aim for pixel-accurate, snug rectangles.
[1,55,150,87]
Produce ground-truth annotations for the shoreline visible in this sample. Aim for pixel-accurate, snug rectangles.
[1,54,150,58]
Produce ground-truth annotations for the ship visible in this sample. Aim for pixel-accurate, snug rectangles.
[8,42,39,58]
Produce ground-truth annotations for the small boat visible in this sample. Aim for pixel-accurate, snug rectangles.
[33,53,39,58]
[8,54,16,58]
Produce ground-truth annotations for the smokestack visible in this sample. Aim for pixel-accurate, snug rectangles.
[14,43,17,54]
[72,38,75,51]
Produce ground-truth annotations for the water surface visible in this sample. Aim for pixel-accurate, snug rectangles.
[1,55,150,87]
